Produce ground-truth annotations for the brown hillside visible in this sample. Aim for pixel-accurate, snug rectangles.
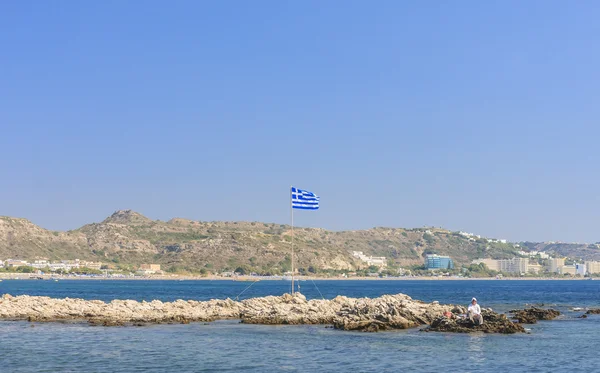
[0,211,526,273]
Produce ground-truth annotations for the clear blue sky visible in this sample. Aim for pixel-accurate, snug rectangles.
[1,1,598,243]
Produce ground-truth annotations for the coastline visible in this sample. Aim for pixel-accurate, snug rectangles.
[0,273,590,281]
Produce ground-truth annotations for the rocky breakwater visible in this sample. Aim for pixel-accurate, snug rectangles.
[240,293,343,325]
[0,292,455,331]
[0,293,544,334]
[240,293,455,332]
[0,294,241,326]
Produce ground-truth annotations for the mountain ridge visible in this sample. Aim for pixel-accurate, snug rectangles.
[1,210,598,273]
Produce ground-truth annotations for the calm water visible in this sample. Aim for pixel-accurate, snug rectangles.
[1,279,599,372]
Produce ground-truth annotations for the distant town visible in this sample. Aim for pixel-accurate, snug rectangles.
[350,229,600,278]
[1,230,599,279]
[0,259,163,278]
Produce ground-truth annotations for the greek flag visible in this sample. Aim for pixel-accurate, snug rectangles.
[291,187,319,210]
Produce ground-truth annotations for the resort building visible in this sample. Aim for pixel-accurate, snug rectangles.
[548,258,565,273]
[425,255,454,270]
[585,261,600,274]
[576,263,586,276]
[30,260,50,269]
[5,259,29,268]
[474,258,501,271]
[80,261,103,270]
[137,264,163,275]
[140,264,161,272]
[528,263,543,274]
[352,251,387,267]
[559,265,577,275]
[472,258,529,274]
[498,258,529,274]
[517,250,550,259]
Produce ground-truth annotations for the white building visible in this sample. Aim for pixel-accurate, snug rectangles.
[30,260,50,269]
[459,232,481,240]
[352,251,387,267]
[528,264,543,274]
[5,259,29,268]
[560,265,577,275]
[517,250,550,259]
[585,261,600,275]
[499,258,529,274]
[576,263,586,276]
[548,258,565,273]
[472,258,529,274]
[473,258,501,271]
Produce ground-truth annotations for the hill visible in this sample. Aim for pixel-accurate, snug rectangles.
[0,210,546,274]
[520,241,600,261]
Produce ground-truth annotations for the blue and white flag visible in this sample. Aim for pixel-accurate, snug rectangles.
[291,187,319,210]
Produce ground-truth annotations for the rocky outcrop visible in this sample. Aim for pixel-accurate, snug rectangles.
[0,294,241,325]
[509,307,561,324]
[585,309,600,315]
[0,293,550,334]
[425,309,526,334]
[102,210,154,226]
[240,293,342,325]
[331,295,453,332]
[0,293,455,331]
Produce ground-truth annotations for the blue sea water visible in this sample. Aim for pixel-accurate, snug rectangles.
[1,279,599,373]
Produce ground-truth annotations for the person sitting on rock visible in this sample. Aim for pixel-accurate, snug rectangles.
[468,297,483,325]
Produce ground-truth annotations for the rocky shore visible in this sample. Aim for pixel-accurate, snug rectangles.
[0,293,558,333]
[509,307,561,324]
[425,309,527,334]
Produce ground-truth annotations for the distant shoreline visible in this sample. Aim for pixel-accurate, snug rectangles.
[0,273,592,281]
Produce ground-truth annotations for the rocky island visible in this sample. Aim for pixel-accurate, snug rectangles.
[0,292,561,333]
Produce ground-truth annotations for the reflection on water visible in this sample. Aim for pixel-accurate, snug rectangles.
[1,319,600,373]
[467,333,486,366]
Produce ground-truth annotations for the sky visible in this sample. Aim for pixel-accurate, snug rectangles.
[1,1,599,243]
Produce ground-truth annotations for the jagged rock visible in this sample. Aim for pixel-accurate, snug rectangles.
[425,309,526,334]
[240,293,340,325]
[577,314,588,318]
[0,293,242,325]
[585,309,600,315]
[331,294,453,332]
[0,293,558,333]
[509,307,561,324]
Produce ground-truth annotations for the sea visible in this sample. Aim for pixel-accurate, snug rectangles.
[1,279,599,373]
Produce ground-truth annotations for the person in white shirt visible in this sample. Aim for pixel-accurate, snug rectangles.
[468,297,483,325]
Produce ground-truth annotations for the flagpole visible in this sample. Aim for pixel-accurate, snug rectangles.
[290,186,294,295]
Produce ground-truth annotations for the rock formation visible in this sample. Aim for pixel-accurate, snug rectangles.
[0,293,539,334]
[331,295,453,332]
[0,294,241,326]
[0,293,454,330]
[509,307,561,324]
[425,309,526,334]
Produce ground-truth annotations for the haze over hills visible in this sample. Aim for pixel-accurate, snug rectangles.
[0,210,598,273]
